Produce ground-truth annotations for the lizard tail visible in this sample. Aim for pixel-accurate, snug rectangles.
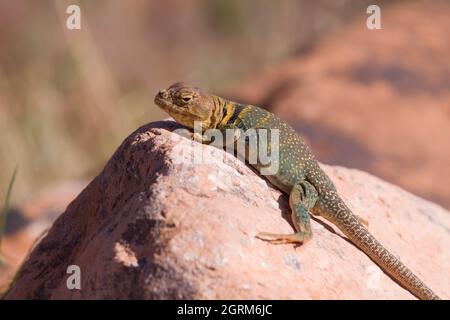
[316,191,440,300]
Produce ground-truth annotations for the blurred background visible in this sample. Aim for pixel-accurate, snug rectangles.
[1,0,449,290]
[0,0,378,204]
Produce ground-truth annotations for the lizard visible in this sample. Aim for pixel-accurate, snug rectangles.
[154,82,440,300]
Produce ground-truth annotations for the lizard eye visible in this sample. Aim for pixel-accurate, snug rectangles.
[182,96,192,102]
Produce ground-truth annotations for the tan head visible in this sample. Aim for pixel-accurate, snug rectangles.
[154,82,219,130]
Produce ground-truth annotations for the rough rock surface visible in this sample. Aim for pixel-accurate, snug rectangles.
[5,121,449,299]
[0,181,86,293]
[230,1,450,209]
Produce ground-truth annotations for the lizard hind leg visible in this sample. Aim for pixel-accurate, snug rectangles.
[256,182,318,244]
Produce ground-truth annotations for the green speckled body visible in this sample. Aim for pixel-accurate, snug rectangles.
[221,104,334,195]
[217,102,439,300]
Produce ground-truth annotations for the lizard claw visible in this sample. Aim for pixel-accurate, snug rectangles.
[256,232,311,244]
[356,215,369,228]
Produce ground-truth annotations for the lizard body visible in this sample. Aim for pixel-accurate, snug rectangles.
[154,82,440,300]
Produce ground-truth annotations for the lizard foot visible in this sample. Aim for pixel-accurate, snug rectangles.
[256,232,312,244]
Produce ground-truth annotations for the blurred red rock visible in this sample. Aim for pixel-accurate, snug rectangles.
[230,1,450,209]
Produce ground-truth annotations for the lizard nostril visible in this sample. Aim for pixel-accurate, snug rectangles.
[158,90,169,99]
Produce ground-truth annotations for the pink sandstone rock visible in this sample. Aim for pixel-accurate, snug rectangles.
[4,120,449,299]
[0,181,86,293]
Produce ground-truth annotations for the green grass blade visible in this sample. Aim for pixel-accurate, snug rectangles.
[0,166,18,264]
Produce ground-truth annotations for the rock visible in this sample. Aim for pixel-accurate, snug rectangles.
[0,181,86,293]
[229,1,450,209]
[4,120,449,299]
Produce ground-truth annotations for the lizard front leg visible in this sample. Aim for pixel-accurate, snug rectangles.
[257,181,318,244]
[192,125,241,147]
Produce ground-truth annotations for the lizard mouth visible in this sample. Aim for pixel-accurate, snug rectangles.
[154,94,193,118]
[154,89,205,127]
[154,94,172,109]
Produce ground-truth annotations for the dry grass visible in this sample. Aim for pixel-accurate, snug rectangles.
[0,0,377,204]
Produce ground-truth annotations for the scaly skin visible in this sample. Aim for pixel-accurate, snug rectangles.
[154,82,440,300]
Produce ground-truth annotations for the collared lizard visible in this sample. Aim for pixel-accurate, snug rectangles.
[154,82,440,300]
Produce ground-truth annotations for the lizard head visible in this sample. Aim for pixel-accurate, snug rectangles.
[154,82,217,130]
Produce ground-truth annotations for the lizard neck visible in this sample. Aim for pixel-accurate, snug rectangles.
[211,95,236,129]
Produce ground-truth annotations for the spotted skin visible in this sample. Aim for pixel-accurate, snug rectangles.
[154,83,440,300]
